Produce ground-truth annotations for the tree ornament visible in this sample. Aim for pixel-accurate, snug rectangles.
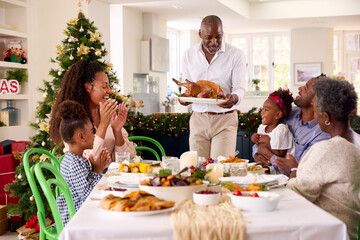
[69,55,74,60]
[36,119,40,124]
[43,92,48,98]
[79,26,84,32]
[17,174,22,180]
[30,195,34,201]
[58,71,62,76]
[41,141,46,146]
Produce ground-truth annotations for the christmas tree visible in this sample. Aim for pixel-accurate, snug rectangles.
[5,11,124,220]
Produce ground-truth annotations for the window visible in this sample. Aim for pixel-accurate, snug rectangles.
[252,36,270,91]
[167,29,180,96]
[229,33,290,94]
[344,32,360,110]
[333,33,339,76]
[273,35,290,90]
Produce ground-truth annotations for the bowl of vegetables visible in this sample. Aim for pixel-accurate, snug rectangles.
[139,175,208,202]
[228,191,280,212]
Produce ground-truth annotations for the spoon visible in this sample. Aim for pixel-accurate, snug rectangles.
[231,150,240,158]
[176,166,189,176]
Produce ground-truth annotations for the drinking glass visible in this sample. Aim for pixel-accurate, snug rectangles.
[161,156,180,171]
[115,152,130,163]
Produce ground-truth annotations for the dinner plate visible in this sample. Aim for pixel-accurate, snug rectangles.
[100,206,176,216]
[219,174,288,187]
[110,181,139,189]
[178,97,226,104]
[141,160,161,166]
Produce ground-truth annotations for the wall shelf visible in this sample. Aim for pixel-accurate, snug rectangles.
[0,61,28,69]
[0,94,28,100]
[0,28,27,38]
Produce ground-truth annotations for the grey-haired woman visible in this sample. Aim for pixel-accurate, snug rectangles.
[287,77,360,240]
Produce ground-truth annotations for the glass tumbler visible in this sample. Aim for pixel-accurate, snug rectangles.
[115,152,130,163]
[161,156,180,171]
[230,162,248,176]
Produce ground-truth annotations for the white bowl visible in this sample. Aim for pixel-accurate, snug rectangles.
[247,163,266,175]
[139,183,208,202]
[193,191,220,206]
[119,172,155,184]
[247,168,266,175]
[228,191,280,212]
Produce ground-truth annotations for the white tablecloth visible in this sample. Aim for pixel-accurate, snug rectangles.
[59,178,349,240]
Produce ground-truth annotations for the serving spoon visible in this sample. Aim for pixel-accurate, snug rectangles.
[176,166,189,176]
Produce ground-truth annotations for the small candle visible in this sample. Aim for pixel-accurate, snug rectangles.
[206,163,224,184]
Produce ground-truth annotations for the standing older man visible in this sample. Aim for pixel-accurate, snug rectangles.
[179,15,247,159]
[253,75,330,174]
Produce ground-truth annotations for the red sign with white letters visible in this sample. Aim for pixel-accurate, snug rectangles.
[0,79,20,94]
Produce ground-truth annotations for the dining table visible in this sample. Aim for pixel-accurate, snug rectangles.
[59,174,349,240]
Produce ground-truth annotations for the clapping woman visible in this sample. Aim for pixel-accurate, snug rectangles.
[50,60,136,161]
[286,77,360,240]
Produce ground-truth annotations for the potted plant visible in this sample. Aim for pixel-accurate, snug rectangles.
[252,79,261,96]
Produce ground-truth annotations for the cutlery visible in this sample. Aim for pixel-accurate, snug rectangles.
[176,166,189,176]
[231,150,240,158]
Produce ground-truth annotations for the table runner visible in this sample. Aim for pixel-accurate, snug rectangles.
[171,193,245,240]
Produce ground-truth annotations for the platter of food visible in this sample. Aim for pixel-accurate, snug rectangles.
[99,206,175,216]
[178,97,226,104]
[100,191,176,216]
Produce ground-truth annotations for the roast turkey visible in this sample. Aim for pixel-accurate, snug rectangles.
[172,78,225,99]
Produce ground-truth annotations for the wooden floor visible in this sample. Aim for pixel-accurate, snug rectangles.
[1,231,18,240]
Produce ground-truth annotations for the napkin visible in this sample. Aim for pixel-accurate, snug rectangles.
[171,191,245,240]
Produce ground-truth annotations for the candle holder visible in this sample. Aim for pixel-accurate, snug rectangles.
[206,163,224,184]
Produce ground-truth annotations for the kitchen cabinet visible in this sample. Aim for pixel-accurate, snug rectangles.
[133,130,255,162]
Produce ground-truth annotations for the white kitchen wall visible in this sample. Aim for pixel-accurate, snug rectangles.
[291,27,334,85]
[121,6,143,94]
[89,1,111,63]
[109,4,123,90]
[30,0,83,123]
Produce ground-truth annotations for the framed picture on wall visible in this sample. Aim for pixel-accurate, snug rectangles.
[294,63,321,85]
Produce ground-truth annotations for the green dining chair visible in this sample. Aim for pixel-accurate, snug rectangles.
[128,136,166,161]
[51,147,65,164]
[34,161,76,240]
[23,148,61,240]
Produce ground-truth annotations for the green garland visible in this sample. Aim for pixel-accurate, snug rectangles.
[124,107,360,137]
[124,107,263,136]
